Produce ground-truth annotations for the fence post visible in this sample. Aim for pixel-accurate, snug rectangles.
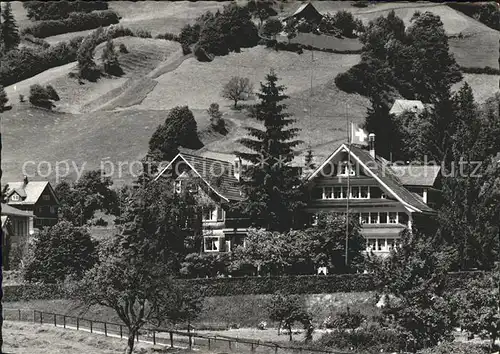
[18,309,21,321]
[104,322,107,337]
[90,320,93,333]
[153,330,156,345]
[77,317,79,330]
[170,331,174,348]
[63,316,66,329]
[228,339,231,350]
[40,311,43,324]
[33,310,36,323]
[188,333,192,350]
[251,343,254,352]
[53,313,56,327]
[275,344,278,354]
[120,325,123,339]
[136,331,139,342]
[208,338,211,350]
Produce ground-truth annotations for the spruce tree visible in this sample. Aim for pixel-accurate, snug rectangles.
[1,2,20,52]
[235,69,305,232]
[0,85,9,112]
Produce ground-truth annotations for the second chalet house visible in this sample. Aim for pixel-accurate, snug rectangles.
[154,154,249,253]
[155,137,441,255]
[5,176,60,229]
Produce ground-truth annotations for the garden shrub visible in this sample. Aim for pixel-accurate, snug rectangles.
[323,307,366,330]
[22,34,50,49]
[119,43,128,53]
[180,253,231,278]
[156,32,179,41]
[22,10,120,38]
[314,322,403,352]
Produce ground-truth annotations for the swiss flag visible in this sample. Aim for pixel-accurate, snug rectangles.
[350,123,369,145]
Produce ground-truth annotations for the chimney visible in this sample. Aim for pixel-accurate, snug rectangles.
[368,133,376,158]
[234,156,242,181]
[23,175,29,187]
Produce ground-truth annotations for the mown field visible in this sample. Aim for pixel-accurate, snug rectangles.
[2,321,164,354]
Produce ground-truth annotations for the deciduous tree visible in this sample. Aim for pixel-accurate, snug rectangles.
[0,85,10,112]
[221,76,253,108]
[24,221,98,283]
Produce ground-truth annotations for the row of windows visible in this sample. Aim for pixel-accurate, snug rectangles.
[366,238,398,252]
[202,207,224,222]
[311,212,409,226]
[312,186,386,200]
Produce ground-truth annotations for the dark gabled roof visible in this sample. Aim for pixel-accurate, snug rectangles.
[388,165,441,187]
[154,153,244,202]
[307,144,435,213]
[348,145,435,213]
[6,180,59,205]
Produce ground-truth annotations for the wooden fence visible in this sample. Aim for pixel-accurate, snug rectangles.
[3,308,352,354]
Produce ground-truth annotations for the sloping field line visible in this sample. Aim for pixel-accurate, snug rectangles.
[3,308,353,354]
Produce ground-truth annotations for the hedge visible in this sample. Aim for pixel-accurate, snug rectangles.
[460,65,500,75]
[22,10,120,38]
[24,1,109,21]
[0,25,150,87]
[3,283,66,302]
[262,39,362,55]
[3,271,487,301]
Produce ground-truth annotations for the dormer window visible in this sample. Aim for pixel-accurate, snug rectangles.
[42,195,50,201]
[338,161,355,176]
[11,194,19,201]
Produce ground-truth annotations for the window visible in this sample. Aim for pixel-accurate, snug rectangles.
[333,187,343,199]
[42,195,50,201]
[174,180,182,194]
[338,161,355,176]
[379,212,388,224]
[11,194,19,201]
[377,238,386,251]
[324,187,333,199]
[369,212,379,224]
[50,206,56,214]
[360,186,369,198]
[204,237,220,252]
[366,238,377,251]
[351,186,359,198]
[388,212,398,224]
[203,206,223,222]
[360,213,370,224]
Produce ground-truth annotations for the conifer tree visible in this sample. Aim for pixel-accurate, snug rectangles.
[1,2,20,52]
[0,85,9,112]
[234,70,305,232]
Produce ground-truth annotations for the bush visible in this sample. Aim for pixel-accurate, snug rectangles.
[156,32,179,41]
[24,221,98,283]
[193,45,213,62]
[323,307,366,330]
[22,34,50,49]
[314,322,403,352]
[352,1,368,8]
[119,43,128,53]
[180,253,231,278]
[22,10,120,38]
[133,28,152,38]
[29,84,57,109]
[0,25,153,87]
[23,1,109,21]
[3,284,66,302]
[182,43,192,55]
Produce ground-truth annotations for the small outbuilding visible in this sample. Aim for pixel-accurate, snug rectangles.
[284,2,323,23]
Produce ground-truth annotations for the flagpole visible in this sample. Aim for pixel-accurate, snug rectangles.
[345,104,350,268]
